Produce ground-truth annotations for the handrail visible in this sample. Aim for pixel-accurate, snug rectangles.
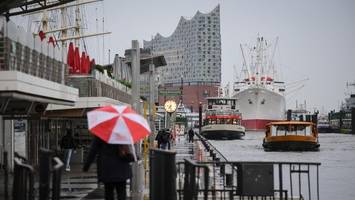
[195,132,229,162]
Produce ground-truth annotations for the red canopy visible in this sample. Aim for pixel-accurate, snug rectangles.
[80,52,86,74]
[67,42,75,73]
[73,47,80,73]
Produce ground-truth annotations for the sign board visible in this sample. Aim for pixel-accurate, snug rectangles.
[159,90,181,97]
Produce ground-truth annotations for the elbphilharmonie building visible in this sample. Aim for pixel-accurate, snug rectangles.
[144,5,221,111]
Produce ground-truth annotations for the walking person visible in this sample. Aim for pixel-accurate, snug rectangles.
[155,129,164,148]
[188,128,195,143]
[60,129,76,171]
[83,136,134,200]
[162,129,172,149]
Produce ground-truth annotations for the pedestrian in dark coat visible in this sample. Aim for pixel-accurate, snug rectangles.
[83,136,134,200]
[188,128,195,143]
[155,129,164,148]
[60,129,76,171]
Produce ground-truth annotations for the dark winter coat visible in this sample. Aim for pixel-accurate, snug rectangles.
[60,134,76,149]
[83,137,134,183]
[188,129,195,138]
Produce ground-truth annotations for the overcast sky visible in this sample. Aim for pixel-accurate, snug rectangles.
[14,0,355,113]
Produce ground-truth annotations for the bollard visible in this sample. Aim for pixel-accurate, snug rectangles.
[39,148,54,200]
[149,149,177,200]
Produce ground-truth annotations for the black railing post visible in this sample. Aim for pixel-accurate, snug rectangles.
[4,151,8,200]
[203,166,209,200]
[12,158,34,200]
[199,102,202,133]
[279,163,283,200]
[149,149,177,200]
[352,108,355,134]
[39,148,54,200]
[183,160,194,200]
[52,157,64,200]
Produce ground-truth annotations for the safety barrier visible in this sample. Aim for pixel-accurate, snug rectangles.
[177,159,321,200]
[12,157,35,200]
[11,149,64,200]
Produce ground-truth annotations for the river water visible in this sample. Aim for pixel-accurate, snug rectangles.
[210,132,355,200]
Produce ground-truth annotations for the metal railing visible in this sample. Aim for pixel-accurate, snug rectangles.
[11,149,64,200]
[12,157,35,200]
[177,159,321,200]
[195,132,228,162]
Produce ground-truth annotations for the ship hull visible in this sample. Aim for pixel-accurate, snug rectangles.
[263,135,320,151]
[200,124,245,140]
[234,87,286,130]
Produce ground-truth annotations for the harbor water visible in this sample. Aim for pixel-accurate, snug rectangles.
[211,132,355,200]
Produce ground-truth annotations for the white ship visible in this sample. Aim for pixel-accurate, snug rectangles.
[200,89,245,140]
[233,37,286,130]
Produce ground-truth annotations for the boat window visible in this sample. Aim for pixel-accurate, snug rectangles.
[305,126,311,135]
[271,125,312,136]
[271,126,277,136]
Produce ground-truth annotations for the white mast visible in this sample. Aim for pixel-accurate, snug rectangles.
[240,44,251,81]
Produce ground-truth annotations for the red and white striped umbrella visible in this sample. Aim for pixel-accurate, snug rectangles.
[87,105,151,144]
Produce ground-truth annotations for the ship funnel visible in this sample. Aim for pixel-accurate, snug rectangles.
[287,109,292,121]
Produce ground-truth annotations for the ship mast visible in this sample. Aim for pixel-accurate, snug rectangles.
[240,44,251,81]
[36,0,111,50]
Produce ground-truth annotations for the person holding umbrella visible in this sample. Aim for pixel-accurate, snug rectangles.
[83,137,134,200]
[83,105,151,200]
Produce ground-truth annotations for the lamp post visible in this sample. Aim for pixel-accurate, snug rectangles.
[130,40,144,200]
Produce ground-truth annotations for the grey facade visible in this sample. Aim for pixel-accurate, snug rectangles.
[112,54,132,83]
[144,5,221,86]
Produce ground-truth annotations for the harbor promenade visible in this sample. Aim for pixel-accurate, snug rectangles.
[0,134,200,200]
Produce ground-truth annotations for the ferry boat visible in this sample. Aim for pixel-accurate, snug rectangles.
[233,37,286,130]
[200,97,245,140]
[263,121,320,151]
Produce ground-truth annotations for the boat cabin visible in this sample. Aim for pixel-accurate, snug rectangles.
[206,97,237,111]
[263,121,320,151]
[266,121,318,137]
